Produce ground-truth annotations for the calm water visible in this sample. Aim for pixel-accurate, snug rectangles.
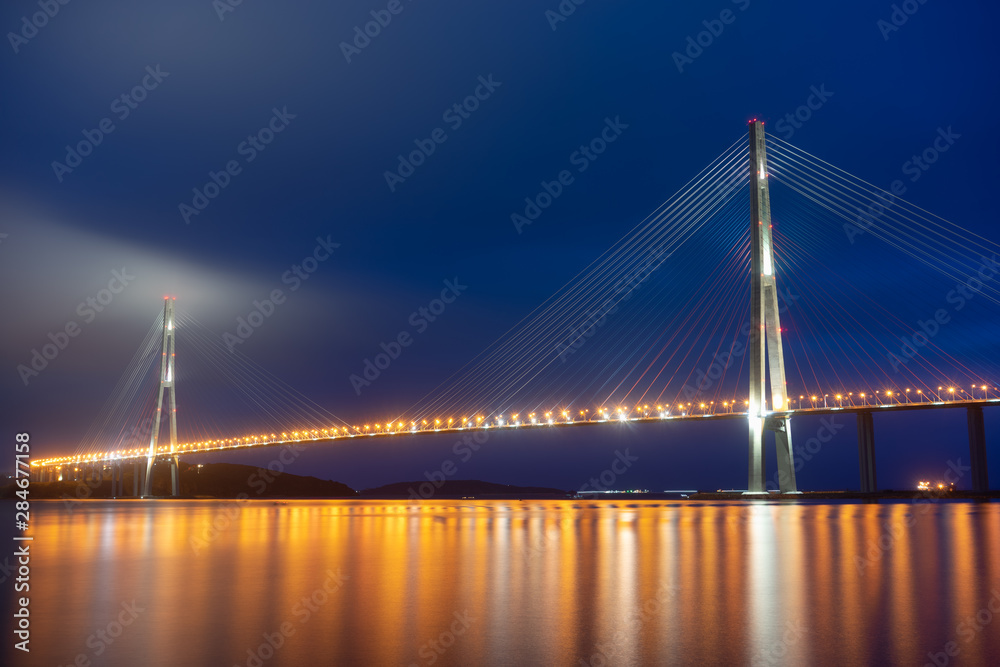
[6,500,1000,666]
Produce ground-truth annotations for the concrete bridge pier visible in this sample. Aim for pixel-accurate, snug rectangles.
[171,455,180,497]
[967,406,989,492]
[857,411,877,493]
[133,461,141,497]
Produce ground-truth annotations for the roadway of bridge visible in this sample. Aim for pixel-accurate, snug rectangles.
[34,397,1000,468]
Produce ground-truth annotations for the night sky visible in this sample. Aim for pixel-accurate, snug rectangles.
[2,0,998,492]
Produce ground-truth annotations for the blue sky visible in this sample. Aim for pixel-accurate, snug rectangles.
[2,0,998,491]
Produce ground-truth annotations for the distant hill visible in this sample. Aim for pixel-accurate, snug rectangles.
[362,479,570,498]
[6,467,571,500]
[3,461,357,499]
[182,462,357,498]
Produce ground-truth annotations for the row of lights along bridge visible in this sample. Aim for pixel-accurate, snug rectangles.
[33,382,996,469]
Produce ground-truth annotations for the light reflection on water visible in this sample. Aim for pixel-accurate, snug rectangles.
[7,500,1000,666]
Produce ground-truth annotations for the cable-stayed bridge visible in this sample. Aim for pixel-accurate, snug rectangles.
[31,121,999,496]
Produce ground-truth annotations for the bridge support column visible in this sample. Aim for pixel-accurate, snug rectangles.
[857,411,877,493]
[143,298,179,497]
[745,120,798,494]
[133,461,140,497]
[170,456,179,497]
[967,406,989,493]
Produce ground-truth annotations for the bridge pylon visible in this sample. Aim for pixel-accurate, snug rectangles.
[746,120,798,494]
[143,297,180,497]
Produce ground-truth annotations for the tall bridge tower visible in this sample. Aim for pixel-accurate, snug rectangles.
[143,297,180,497]
[747,120,798,494]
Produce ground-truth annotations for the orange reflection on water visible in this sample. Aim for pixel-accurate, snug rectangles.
[8,499,1000,666]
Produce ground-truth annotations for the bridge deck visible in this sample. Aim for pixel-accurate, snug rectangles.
[34,398,1000,467]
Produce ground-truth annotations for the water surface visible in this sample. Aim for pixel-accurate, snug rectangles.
[7,499,1000,666]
